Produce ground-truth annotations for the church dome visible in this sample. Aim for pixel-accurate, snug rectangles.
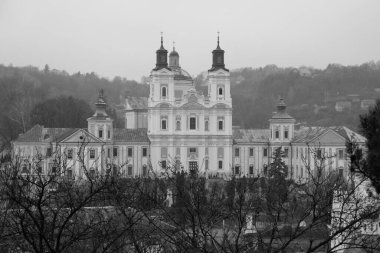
[169,50,179,57]
[172,67,192,81]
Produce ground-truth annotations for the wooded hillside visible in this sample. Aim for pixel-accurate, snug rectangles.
[1,61,380,152]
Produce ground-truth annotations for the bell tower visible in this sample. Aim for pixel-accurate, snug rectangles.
[209,33,228,72]
[87,89,113,141]
[206,33,231,105]
[153,32,169,71]
[269,98,295,143]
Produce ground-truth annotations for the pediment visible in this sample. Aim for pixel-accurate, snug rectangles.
[155,103,172,108]
[188,94,198,103]
[216,70,228,75]
[311,129,346,145]
[181,102,204,109]
[212,103,229,109]
[60,129,104,144]
[155,68,174,76]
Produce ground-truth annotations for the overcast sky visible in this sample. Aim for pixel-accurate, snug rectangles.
[1,0,380,81]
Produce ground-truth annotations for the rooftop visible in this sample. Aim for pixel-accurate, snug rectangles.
[14,125,149,144]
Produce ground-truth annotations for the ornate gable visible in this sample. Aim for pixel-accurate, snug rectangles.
[181,101,204,109]
[311,129,346,145]
[59,129,104,144]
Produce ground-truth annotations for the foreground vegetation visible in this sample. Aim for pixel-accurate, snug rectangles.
[1,145,379,252]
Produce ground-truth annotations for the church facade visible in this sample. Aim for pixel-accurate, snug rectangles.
[12,36,365,181]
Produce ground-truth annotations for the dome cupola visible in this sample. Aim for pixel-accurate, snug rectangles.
[169,41,180,68]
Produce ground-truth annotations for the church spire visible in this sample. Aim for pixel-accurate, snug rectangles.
[209,32,228,72]
[154,32,169,71]
[94,89,108,117]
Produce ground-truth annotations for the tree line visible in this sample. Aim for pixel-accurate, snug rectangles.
[0,138,379,252]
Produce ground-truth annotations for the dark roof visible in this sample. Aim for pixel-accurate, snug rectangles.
[169,50,179,57]
[113,128,149,143]
[15,125,77,143]
[270,111,295,120]
[293,126,365,143]
[233,128,270,144]
[87,115,113,121]
[126,97,148,110]
[15,125,150,144]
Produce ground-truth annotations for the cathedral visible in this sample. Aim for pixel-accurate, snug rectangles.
[12,36,365,180]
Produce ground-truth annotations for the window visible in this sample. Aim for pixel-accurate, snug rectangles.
[128,147,133,157]
[175,159,181,170]
[176,147,181,156]
[218,160,223,170]
[189,161,198,171]
[249,148,254,157]
[339,168,344,176]
[127,165,133,176]
[218,119,224,131]
[67,149,73,159]
[98,130,103,138]
[275,128,280,139]
[22,164,29,174]
[161,117,167,130]
[113,165,118,175]
[46,147,52,157]
[161,86,167,98]
[264,165,268,176]
[235,148,240,157]
[217,147,224,158]
[263,148,268,157]
[176,120,181,130]
[205,159,209,170]
[284,148,289,158]
[89,168,95,179]
[249,165,254,175]
[66,169,73,179]
[189,147,197,155]
[37,166,42,174]
[49,163,57,174]
[113,147,118,157]
[317,149,322,159]
[296,148,299,159]
[107,148,111,158]
[284,128,289,139]
[301,166,304,178]
[107,130,111,139]
[234,166,240,175]
[142,165,148,176]
[338,149,344,160]
[190,117,196,130]
[161,160,167,169]
[142,147,147,157]
[161,147,167,158]
[89,149,95,159]
[218,87,223,96]
[205,119,209,131]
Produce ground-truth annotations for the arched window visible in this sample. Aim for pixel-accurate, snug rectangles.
[275,127,280,139]
[218,87,223,95]
[161,86,167,98]
[176,120,181,130]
